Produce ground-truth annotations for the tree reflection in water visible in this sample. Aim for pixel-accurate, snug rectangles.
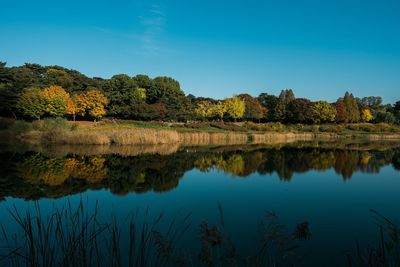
[0,142,399,200]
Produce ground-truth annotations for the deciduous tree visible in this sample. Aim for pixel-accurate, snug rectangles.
[212,101,227,121]
[16,87,46,120]
[224,97,245,121]
[195,100,214,119]
[343,92,360,122]
[287,98,312,123]
[43,85,71,117]
[360,108,373,122]
[335,99,348,123]
[237,94,266,121]
[309,101,337,123]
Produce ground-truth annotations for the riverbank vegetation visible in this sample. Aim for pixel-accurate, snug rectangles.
[1,62,399,125]
[1,118,400,145]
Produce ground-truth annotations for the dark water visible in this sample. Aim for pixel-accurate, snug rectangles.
[0,142,400,266]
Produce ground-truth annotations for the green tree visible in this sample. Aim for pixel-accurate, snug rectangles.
[16,87,46,120]
[375,111,395,124]
[102,74,139,117]
[394,101,400,124]
[43,68,73,89]
[287,98,313,123]
[278,89,295,121]
[0,62,18,117]
[257,93,279,121]
[309,101,337,123]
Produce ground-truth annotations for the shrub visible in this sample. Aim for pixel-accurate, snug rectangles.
[209,122,247,132]
[70,123,79,131]
[0,117,15,130]
[32,118,71,131]
[9,120,33,134]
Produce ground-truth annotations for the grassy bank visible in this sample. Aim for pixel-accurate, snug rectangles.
[1,118,400,146]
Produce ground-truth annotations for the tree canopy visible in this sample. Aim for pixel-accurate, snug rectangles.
[1,62,399,125]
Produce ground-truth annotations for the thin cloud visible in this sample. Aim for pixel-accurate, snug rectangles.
[93,4,165,56]
[138,4,165,55]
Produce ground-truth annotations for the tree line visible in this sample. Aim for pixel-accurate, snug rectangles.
[0,62,399,124]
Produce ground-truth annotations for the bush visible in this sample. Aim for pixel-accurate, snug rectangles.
[32,118,70,131]
[357,124,378,133]
[346,124,360,131]
[241,122,289,132]
[317,124,345,133]
[0,117,15,130]
[70,123,79,131]
[243,121,268,131]
[9,120,33,134]
[375,123,393,133]
[209,122,247,132]
[182,122,212,130]
[375,112,396,124]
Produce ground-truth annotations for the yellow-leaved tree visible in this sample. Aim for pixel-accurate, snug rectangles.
[66,94,88,120]
[195,100,214,119]
[43,85,71,117]
[66,97,76,121]
[81,89,108,121]
[224,96,245,121]
[361,108,373,122]
[212,101,227,121]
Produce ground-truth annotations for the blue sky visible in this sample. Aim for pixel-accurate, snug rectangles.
[1,0,399,102]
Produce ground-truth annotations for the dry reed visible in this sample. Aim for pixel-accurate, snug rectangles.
[179,132,248,145]
[251,132,315,144]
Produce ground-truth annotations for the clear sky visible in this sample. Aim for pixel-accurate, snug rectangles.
[1,0,399,102]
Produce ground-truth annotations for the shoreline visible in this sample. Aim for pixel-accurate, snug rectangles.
[3,127,400,146]
[1,119,400,146]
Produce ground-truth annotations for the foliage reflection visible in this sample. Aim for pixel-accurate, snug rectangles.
[0,143,399,200]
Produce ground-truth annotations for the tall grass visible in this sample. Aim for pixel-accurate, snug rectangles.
[4,118,400,146]
[31,128,250,146]
[2,201,399,266]
[110,129,181,145]
[0,200,192,267]
[251,132,315,144]
[179,132,248,145]
[346,210,400,267]
[0,201,312,267]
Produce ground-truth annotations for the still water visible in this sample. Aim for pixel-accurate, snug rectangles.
[0,141,399,266]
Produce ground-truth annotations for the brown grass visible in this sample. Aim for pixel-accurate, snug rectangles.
[30,128,249,146]
[251,132,315,144]
[43,129,112,145]
[109,128,181,145]
[179,132,248,145]
[11,120,400,146]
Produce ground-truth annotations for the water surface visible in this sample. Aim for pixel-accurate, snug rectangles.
[0,141,399,266]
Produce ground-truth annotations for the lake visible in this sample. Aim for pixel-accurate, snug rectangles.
[0,141,399,266]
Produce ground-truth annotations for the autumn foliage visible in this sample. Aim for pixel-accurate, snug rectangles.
[3,62,399,124]
[17,85,108,121]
